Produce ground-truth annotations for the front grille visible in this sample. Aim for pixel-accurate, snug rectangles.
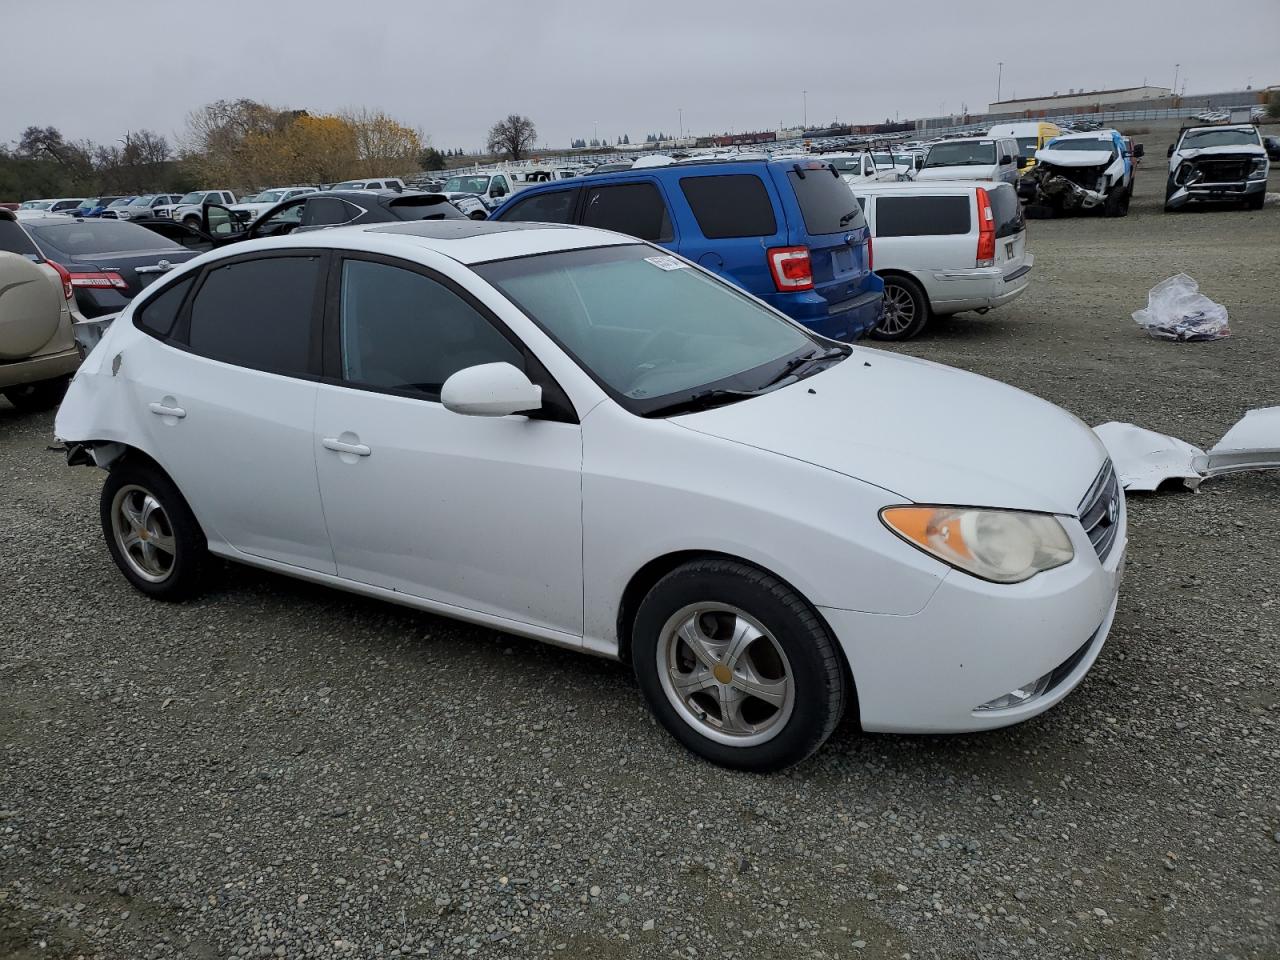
[1078,461,1121,563]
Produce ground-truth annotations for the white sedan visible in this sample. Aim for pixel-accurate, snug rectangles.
[55,221,1126,770]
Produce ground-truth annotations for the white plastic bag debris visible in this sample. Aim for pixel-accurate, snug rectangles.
[1132,273,1229,341]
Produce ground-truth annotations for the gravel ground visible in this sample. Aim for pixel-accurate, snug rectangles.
[3,134,1279,959]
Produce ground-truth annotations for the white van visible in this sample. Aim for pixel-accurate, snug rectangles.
[916,137,1022,185]
[988,121,1062,174]
[849,180,1033,340]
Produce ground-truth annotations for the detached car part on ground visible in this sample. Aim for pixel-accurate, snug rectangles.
[1018,130,1139,218]
[1164,125,1268,212]
[57,220,1125,771]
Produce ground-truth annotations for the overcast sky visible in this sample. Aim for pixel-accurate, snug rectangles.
[2,0,1276,152]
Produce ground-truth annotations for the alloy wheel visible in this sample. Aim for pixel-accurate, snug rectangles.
[656,603,795,747]
[110,484,176,583]
[879,282,917,336]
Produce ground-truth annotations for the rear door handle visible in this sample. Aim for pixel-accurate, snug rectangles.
[148,402,186,419]
[322,437,371,457]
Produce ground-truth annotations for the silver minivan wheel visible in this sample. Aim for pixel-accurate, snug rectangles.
[656,603,796,747]
[109,484,177,583]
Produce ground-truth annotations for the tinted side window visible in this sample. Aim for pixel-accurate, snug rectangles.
[302,197,359,227]
[0,220,43,259]
[581,182,673,242]
[187,256,321,375]
[339,259,523,398]
[500,189,578,224]
[135,275,195,339]
[679,175,777,239]
[874,196,971,237]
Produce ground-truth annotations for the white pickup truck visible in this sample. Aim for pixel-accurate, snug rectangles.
[159,190,238,227]
[437,173,523,217]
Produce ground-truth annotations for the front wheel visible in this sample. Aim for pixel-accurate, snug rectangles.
[1104,185,1131,217]
[631,559,847,771]
[182,216,201,229]
[1246,192,1265,211]
[870,274,930,341]
[100,457,208,600]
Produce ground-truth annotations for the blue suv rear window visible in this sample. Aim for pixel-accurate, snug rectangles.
[785,166,865,235]
[679,174,777,239]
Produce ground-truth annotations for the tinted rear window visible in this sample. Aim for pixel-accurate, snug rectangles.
[874,195,971,237]
[387,196,465,221]
[302,197,360,227]
[785,166,864,235]
[135,275,195,339]
[987,184,1024,239]
[25,220,183,257]
[679,174,777,239]
[0,220,43,260]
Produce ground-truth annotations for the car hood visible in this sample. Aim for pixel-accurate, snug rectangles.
[673,349,1107,515]
[1036,147,1113,167]
[915,165,996,180]
[1175,144,1265,160]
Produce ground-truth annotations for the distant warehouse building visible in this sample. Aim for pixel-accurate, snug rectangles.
[989,85,1172,115]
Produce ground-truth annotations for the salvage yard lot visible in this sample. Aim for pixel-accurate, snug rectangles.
[2,158,1279,959]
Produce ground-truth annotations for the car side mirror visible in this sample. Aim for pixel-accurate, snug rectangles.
[1134,143,1145,158]
[1167,144,1175,158]
[1016,156,1028,169]
[1000,154,1014,165]
[202,202,240,238]
[441,362,542,418]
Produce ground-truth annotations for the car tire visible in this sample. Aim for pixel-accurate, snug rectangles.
[1105,185,1131,217]
[469,211,487,220]
[2,376,70,412]
[870,274,930,341]
[100,457,208,601]
[182,216,201,229]
[631,559,847,772]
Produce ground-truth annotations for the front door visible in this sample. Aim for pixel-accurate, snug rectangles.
[128,253,334,573]
[313,255,584,639]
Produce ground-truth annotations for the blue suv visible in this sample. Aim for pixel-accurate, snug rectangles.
[489,158,883,341]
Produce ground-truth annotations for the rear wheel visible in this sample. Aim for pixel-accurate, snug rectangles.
[2,376,69,412]
[870,274,930,341]
[631,559,847,771]
[100,457,208,600]
[1104,184,1131,217]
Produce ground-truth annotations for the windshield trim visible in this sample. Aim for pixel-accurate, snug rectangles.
[473,243,839,417]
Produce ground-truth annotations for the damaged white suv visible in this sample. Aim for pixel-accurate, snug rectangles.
[1019,129,1138,217]
[1165,124,1268,212]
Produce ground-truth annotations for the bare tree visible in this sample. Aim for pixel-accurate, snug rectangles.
[486,115,537,161]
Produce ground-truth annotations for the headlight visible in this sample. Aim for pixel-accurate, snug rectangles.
[1249,158,1268,180]
[880,506,1074,584]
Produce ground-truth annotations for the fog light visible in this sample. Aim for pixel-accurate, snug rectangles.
[975,672,1052,711]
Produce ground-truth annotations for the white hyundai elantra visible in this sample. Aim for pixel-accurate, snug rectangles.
[55,220,1126,770]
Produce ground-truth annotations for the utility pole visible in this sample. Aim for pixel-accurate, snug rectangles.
[803,90,807,128]
[997,61,1003,103]
[1172,63,1180,99]
[678,107,683,139]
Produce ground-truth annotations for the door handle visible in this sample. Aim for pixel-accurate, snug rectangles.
[148,402,186,419]
[322,437,371,457]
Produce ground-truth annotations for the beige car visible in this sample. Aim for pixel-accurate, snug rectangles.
[0,209,83,411]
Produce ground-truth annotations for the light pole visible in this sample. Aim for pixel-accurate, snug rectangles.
[802,90,807,128]
[678,107,683,140]
[1172,63,1180,99]
[996,61,1003,103]
[593,120,598,147]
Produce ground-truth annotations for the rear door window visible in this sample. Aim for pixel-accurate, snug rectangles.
[185,255,322,376]
[135,275,195,339]
[499,189,579,224]
[679,175,777,239]
[581,182,673,242]
[0,220,43,260]
[302,197,361,227]
[874,195,970,237]
[785,166,864,235]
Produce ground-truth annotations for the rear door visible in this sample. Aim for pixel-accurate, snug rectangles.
[674,171,785,287]
[577,179,675,247]
[776,161,872,308]
[868,192,973,283]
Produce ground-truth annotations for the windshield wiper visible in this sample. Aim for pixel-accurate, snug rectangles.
[762,346,848,388]
[643,388,758,418]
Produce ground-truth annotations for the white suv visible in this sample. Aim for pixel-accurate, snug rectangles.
[161,190,238,227]
[850,180,1033,340]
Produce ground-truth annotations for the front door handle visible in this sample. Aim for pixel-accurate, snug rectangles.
[148,401,186,419]
[322,437,371,457]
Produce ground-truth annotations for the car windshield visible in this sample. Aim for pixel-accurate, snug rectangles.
[255,190,289,202]
[1046,138,1114,152]
[443,176,490,194]
[826,157,860,172]
[1180,128,1261,149]
[108,198,134,207]
[477,244,837,415]
[20,201,54,210]
[26,220,183,258]
[177,192,205,204]
[923,142,996,167]
[331,181,364,190]
[1016,137,1040,158]
[128,195,157,206]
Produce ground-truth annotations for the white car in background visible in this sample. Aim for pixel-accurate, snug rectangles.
[161,190,238,227]
[104,193,184,220]
[56,220,1124,771]
[916,137,1022,185]
[231,187,319,222]
[329,178,406,192]
[17,198,85,215]
[848,180,1033,340]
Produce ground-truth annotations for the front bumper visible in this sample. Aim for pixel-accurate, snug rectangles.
[1166,176,1266,208]
[820,502,1126,734]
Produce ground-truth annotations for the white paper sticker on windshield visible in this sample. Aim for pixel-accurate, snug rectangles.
[645,255,687,271]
